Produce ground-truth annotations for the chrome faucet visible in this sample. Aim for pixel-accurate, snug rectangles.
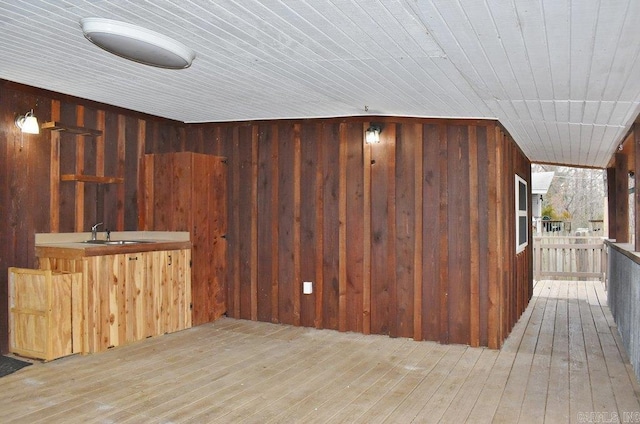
[91,222,103,241]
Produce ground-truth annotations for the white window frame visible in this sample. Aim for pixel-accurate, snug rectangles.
[515,174,528,253]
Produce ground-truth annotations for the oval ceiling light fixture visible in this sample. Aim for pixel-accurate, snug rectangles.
[80,17,195,69]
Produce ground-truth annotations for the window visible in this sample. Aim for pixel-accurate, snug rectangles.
[515,175,528,253]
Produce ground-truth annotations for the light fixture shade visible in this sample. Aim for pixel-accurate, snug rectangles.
[80,17,196,69]
[365,125,381,144]
[15,110,40,134]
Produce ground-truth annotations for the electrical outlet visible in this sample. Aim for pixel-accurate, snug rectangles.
[303,281,313,295]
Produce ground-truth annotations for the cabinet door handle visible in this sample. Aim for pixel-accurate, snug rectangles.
[168,254,172,266]
[129,256,138,261]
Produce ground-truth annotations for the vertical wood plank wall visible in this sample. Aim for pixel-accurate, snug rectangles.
[0,80,532,352]
[0,81,182,353]
[186,118,532,348]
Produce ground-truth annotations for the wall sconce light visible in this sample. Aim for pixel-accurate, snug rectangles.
[15,110,40,134]
[365,125,381,144]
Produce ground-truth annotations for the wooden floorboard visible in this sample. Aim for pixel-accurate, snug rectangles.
[1,280,639,423]
[519,281,551,424]
[545,280,571,423]
[568,281,594,420]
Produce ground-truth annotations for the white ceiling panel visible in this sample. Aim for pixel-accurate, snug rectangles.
[539,101,556,123]
[523,101,545,123]
[1,0,639,167]
[582,102,601,125]
[553,101,571,125]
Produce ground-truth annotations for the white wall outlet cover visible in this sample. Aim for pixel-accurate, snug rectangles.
[303,281,313,294]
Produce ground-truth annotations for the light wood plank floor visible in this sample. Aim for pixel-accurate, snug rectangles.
[2,280,640,423]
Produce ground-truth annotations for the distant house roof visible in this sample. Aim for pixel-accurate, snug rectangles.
[532,172,555,195]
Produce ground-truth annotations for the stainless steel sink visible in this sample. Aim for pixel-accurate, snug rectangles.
[81,240,153,245]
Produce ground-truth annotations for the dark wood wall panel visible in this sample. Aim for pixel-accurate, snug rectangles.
[614,153,630,243]
[0,85,52,353]
[100,112,118,230]
[186,116,532,349]
[234,125,257,321]
[257,124,276,322]
[486,126,500,347]
[476,126,490,347]
[299,123,319,328]
[437,124,450,344]
[395,123,418,339]
[292,124,302,327]
[447,125,471,345]
[422,124,441,342]
[468,126,480,347]
[125,116,144,231]
[232,126,255,320]
[370,124,395,336]
[81,107,97,231]
[321,123,340,331]
[145,120,182,154]
[0,78,533,352]
[345,123,365,333]
[0,80,183,353]
[277,123,295,325]
[338,123,347,332]
[58,104,77,233]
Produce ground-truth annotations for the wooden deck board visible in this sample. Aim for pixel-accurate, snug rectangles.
[328,340,440,423]
[362,344,466,423]
[408,347,483,422]
[208,335,386,423]
[568,281,594,419]
[271,339,417,424]
[1,280,639,423]
[519,281,551,424]
[439,347,499,423]
[545,280,571,423]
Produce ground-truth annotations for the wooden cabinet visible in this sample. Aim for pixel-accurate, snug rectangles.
[38,249,191,353]
[141,152,227,326]
[8,268,82,361]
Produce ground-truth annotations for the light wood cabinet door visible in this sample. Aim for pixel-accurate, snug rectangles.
[148,249,193,335]
[39,248,191,353]
[161,249,192,334]
[125,252,146,343]
[84,253,145,352]
[8,268,82,361]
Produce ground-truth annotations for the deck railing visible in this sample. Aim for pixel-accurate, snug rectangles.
[607,241,640,383]
[533,236,607,281]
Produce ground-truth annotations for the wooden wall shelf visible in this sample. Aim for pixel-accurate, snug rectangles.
[61,174,124,184]
[41,121,103,137]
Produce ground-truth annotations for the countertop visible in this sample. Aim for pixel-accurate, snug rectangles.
[35,231,191,259]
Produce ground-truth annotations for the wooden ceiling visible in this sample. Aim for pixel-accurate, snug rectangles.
[1,0,639,168]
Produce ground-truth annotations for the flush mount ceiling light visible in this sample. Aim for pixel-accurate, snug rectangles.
[80,17,195,69]
[15,109,39,134]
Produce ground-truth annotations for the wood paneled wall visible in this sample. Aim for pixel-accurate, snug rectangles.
[0,81,182,353]
[607,128,635,248]
[0,79,532,352]
[185,117,532,348]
